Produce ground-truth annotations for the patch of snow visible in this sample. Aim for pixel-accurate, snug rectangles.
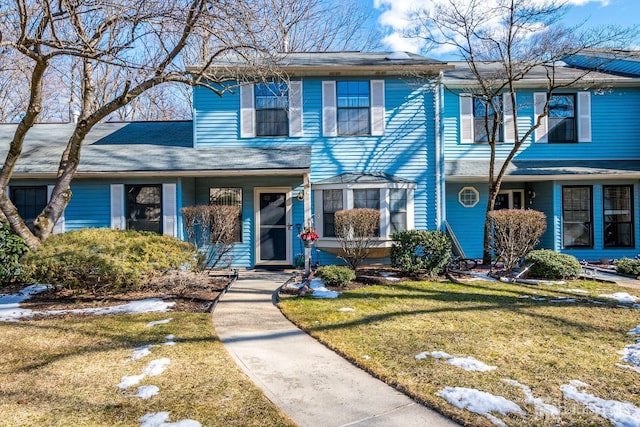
[549,298,577,303]
[135,385,160,399]
[131,345,154,361]
[561,381,640,427]
[629,326,640,336]
[503,379,560,418]
[163,335,176,346]
[519,296,547,301]
[363,355,371,360]
[416,351,453,360]
[616,363,640,374]
[138,412,201,427]
[618,305,631,310]
[379,271,400,281]
[447,357,497,372]
[618,341,640,373]
[143,358,171,376]
[566,289,589,294]
[0,284,51,322]
[416,351,496,371]
[599,293,638,304]
[308,278,340,299]
[634,304,640,310]
[118,374,146,389]
[146,318,173,327]
[437,387,524,427]
[338,307,355,312]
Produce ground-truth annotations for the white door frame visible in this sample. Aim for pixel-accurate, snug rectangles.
[254,187,292,265]
[498,189,525,209]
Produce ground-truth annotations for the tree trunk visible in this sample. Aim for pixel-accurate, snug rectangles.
[482,182,499,265]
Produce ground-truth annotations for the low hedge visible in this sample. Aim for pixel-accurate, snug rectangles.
[525,249,582,280]
[314,265,355,288]
[390,230,451,277]
[21,228,198,294]
[616,258,640,277]
[0,222,29,285]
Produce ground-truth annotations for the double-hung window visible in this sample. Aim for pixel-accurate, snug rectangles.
[322,189,343,238]
[603,185,634,248]
[562,186,593,248]
[10,186,47,232]
[210,187,243,242]
[473,96,503,143]
[389,189,408,234]
[255,82,289,137]
[354,189,380,236]
[548,94,576,143]
[337,81,370,135]
[535,92,590,143]
[126,185,162,234]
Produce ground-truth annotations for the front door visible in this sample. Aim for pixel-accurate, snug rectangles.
[255,188,291,265]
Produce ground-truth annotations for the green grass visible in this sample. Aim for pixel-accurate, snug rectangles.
[0,313,294,426]
[279,279,640,426]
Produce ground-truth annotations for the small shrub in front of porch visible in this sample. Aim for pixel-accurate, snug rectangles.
[334,208,380,270]
[315,265,356,288]
[526,249,582,279]
[489,209,547,273]
[390,230,451,277]
[616,257,640,277]
[0,222,29,285]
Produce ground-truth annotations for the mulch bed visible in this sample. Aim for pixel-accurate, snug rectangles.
[9,272,232,314]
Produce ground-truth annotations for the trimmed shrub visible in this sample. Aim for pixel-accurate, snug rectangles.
[315,265,355,288]
[0,222,29,285]
[525,249,582,280]
[489,209,547,273]
[616,258,640,277]
[390,230,451,277]
[335,208,380,270]
[21,228,198,294]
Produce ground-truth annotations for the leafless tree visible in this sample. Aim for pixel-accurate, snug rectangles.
[0,0,280,249]
[409,0,637,264]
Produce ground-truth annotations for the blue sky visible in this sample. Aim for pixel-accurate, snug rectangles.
[367,0,639,58]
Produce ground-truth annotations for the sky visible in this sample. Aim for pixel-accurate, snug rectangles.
[367,0,639,59]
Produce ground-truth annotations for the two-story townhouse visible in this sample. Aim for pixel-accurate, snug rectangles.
[2,52,451,269]
[442,59,640,261]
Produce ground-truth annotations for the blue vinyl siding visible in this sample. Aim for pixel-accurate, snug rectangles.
[444,88,640,161]
[66,182,111,230]
[194,77,440,267]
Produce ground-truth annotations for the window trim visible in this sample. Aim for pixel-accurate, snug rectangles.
[534,91,591,143]
[603,185,634,248]
[313,182,415,244]
[458,186,480,208]
[562,185,593,249]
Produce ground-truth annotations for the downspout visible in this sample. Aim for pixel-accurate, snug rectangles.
[435,71,446,231]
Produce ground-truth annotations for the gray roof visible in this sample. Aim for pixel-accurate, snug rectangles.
[192,51,452,77]
[443,61,640,87]
[316,172,414,185]
[446,160,640,181]
[0,122,311,177]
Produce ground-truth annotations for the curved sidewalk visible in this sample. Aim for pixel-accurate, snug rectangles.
[212,271,458,427]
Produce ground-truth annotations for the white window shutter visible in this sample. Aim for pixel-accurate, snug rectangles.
[162,183,177,237]
[47,185,65,234]
[288,80,303,137]
[459,94,473,144]
[240,84,255,138]
[577,91,592,142]
[503,93,516,143]
[322,81,337,137]
[534,92,548,143]
[370,80,385,136]
[110,184,125,230]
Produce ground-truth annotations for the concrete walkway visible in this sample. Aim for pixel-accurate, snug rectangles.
[212,271,458,427]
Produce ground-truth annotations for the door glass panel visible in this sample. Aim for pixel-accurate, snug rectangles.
[495,193,509,210]
[260,193,286,226]
[260,228,286,260]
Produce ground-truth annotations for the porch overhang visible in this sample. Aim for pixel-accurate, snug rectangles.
[445,159,640,182]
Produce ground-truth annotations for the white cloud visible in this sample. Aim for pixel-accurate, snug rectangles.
[374,0,614,55]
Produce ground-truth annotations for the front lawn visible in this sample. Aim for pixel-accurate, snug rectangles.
[0,312,294,427]
[279,278,640,426]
